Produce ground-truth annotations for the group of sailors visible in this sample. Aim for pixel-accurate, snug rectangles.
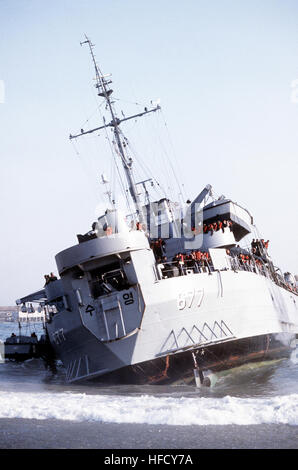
[150,238,166,259]
[157,250,212,277]
[9,332,37,339]
[44,272,58,286]
[153,241,298,297]
[202,219,233,235]
[251,239,269,257]
[156,246,273,279]
[150,219,234,258]
[228,250,264,269]
[171,251,211,268]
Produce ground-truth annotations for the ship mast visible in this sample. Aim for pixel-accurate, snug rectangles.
[70,35,160,224]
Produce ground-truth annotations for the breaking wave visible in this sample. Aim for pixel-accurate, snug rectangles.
[0,391,298,425]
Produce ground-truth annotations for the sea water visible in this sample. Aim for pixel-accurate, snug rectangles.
[0,322,298,430]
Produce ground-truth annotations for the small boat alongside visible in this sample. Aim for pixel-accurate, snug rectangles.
[4,332,39,362]
[3,322,55,367]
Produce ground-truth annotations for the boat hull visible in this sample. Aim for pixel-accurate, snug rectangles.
[46,265,298,384]
[4,342,39,362]
[76,332,295,385]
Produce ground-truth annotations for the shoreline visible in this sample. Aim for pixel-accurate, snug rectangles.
[0,419,297,449]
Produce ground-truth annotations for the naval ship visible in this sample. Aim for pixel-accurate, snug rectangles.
[16,37,298,386]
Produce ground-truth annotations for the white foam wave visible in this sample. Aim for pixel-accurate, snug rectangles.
[1,392,298,425]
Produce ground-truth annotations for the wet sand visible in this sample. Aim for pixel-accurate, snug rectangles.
[0,419,297,449]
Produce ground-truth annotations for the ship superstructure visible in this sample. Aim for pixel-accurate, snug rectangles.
[15,38,298,385]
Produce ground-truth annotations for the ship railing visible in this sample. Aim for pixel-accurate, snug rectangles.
[157,252,285,289]
[210,250,296,294]
[229,253,277,284]
[230,257,257,274]
[158,260,214,279]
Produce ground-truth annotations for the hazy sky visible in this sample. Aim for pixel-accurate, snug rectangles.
[0,0,297,305]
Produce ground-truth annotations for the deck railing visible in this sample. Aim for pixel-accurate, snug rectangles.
[157,253,297,295]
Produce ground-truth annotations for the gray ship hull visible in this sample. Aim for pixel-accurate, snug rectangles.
[68,332,294,385]
[45,250,298,384]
